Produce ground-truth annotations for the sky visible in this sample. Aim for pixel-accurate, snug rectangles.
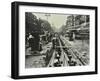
[33,13,69,30]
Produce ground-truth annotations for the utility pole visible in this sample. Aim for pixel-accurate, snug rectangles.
[45,13,51,21]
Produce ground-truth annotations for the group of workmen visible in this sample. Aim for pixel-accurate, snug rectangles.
[26,32,77,66]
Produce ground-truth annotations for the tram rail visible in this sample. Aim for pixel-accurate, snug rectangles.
[60,36,87,65]
[47,35,88,67]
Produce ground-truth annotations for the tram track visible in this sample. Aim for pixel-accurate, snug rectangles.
[59,36,87,66]
[47,35,87,67]
[47,35,69,67]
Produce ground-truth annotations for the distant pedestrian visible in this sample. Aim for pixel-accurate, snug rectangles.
[28,34,33,46]
[28,34,35,51]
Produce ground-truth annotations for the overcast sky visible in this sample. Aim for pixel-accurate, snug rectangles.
[33,13,69,29]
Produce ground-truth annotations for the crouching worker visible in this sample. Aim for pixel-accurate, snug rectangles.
[68,56,77,66]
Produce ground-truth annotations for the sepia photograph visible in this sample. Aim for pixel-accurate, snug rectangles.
[11,2,97,79]
[25,12,90,68]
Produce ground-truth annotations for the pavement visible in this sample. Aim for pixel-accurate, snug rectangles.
[25,42,52,68]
